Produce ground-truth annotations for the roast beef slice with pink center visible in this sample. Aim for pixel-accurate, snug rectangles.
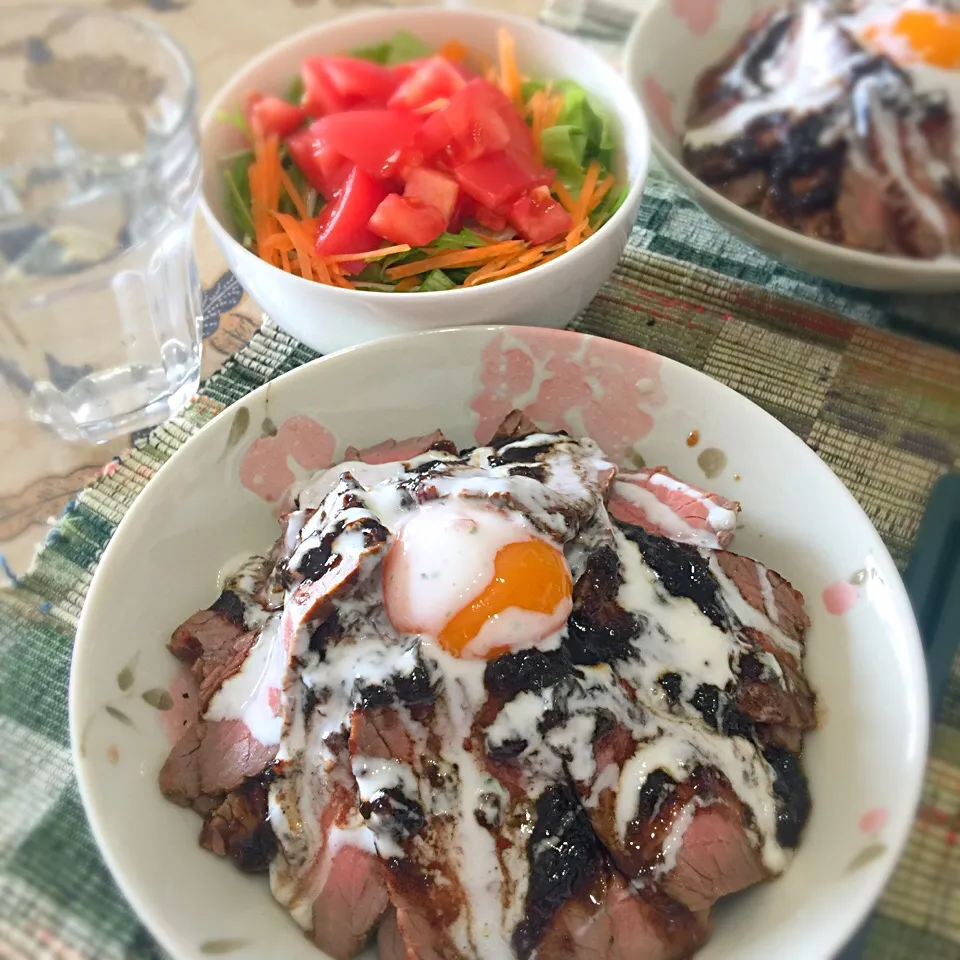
[158,719,276,809]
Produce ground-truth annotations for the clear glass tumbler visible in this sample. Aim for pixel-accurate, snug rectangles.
[0,6,202,444]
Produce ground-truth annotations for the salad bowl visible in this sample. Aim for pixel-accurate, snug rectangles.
[199,7,649,354]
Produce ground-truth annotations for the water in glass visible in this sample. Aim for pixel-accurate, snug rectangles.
[0,7,202,443]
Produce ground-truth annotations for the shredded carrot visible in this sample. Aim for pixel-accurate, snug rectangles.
[565,217,589,251]
[544,92,565,129]
[279,249,292,274]
[552,179,577,215]
[273,212,318,283]
[325,244,411,264]
[589,173,616,213]
[497,27,522,105]
[278,166,309,220]
[572,160,602,225]
[259,233,296,256]
[385,240,527,279]
[471,231,507,245]
[472,48,495,83]
[463,254,516,287]
[492,248,567,282]
[395,276,420,292]
[314,252,332,286]
[249,132,286,265]
[439,39,469,62]
[328,262,355,289]
[528,90,548,160]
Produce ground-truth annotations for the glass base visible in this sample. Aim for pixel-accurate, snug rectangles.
[28,359,200,445]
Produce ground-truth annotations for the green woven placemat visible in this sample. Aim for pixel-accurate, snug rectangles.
[1,172,958,960]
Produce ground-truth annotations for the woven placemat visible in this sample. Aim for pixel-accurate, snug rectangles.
[1,173,958,960]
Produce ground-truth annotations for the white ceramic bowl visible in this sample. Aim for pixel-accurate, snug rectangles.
[71,325,928,960]
[199,8,649,354]
[624,0,960,293]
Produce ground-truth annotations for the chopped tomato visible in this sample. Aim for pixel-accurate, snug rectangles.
[454,149,553,210]
[480,81,538,160]
[509,186,572,244]
[416,79,512,165]
[246,94,307,139]
[320,56,399,105]
[300,58,348,116]
[473,204,508,232]
[369,194,446,246]
[448,192,475,233]
[403,167,459,223]
[315,109,423,178]
[392,58,428,82]
[315,166,392,256]
[388,56,467,111]
[285,122,350,198]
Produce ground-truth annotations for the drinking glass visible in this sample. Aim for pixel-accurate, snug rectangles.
[0,6,202,444]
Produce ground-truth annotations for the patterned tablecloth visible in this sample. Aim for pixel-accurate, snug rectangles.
[0,1,959,959]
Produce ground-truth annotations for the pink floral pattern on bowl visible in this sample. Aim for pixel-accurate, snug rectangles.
[641,75,677,140]
[472,329,668,464]
[671,0,722,34]
[822,579,861,615]
[240,414,335,502]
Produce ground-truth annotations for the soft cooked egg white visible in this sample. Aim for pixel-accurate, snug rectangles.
[382,500,574,660]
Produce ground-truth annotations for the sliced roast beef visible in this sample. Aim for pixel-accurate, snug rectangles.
[168,593,263,710]
[659,770,768,912]
[349,707,462,960]
[609,467,740,550]
[536,863,710,960]
[377,909,407,960]
[714,551,809,644]
[489,409,542,447]
[311,843,390,960]
[199,777,276,872]
[270,740,391,960]
[615,523,815,743]
[345,429,458,464]
[159,719,277,811]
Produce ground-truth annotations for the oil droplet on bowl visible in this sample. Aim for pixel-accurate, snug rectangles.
[697,447,727,479]
[686,430,700,447]
[733,474,741,482]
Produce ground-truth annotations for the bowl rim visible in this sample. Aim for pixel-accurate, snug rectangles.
[197,5,650,300]
[70,322,929,960]
[623,0,960,280]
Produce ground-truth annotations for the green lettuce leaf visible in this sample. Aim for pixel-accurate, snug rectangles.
[350,30,431,65]
[223,152,254,246]
[540,124,587,177]
[285,75,304,105]
[216,107,249,136]
[418,269,457,292]
[430,229,488,250]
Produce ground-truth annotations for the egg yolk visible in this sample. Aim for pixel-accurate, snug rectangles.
[436,539,573,658]
[862,9,960,69]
